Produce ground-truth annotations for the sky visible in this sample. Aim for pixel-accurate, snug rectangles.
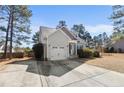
[0,5,114,48]
[29,5,113,37]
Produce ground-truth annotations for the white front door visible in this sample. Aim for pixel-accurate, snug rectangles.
[50,46,66,60]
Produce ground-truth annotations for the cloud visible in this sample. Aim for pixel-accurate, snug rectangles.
[86,24,113,36]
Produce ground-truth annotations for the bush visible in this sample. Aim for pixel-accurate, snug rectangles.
[32,43,44,60]
[93,51,100,57]
[104,47,109,53]
[27,51,34,57]
[0,52,24,58]
[77,48,92,58]
[0,53,4,59]
[12,52,24,58]
[77,48,101,58]
[118,48,122,53]
[109,47,114,53]
[83,48,93,58]
[104,47,115,53]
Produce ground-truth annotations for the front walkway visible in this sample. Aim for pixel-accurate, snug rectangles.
[0,59,124,87]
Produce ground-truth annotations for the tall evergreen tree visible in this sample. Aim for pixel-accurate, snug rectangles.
[32,32,39,44]
[72,24,92,47]
[102,32,109,47]
[0,5,32,59]
[72,24,85,39]
[110,5,124,40]
[56,20,67,29]
[93,32,110,48]
[0,6,11,58]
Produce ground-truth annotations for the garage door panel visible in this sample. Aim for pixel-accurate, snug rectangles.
[50,46,67,60]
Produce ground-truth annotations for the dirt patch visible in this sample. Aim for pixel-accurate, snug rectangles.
[85,53,124,73]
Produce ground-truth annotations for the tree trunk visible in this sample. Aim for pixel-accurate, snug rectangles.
[4,14,11,58]
[9,6,14,59]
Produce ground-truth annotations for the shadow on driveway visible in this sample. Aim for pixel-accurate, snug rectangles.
[9,58,95,77]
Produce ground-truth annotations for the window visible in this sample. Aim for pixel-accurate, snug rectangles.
[44,37,47,40]
[60,47,64,49]
[53,47,57,48]
[77,41,80,43]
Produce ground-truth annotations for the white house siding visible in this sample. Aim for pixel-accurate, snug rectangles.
[39,26,56,60]
[39,26,56,44]
[47,30,71,60]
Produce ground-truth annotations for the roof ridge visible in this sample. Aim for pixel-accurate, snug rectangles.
[60,27,77,40]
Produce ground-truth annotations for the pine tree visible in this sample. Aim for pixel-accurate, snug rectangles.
[56,20,67,29]
[0,5,32,59]
[110,5,124,40]
[32,32,39,44]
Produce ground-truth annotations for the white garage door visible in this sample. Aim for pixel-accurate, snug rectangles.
[50,46,67,60]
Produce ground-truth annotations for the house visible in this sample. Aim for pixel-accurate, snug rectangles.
[110,39,124,52]
[0,41,5,53]
[0,41,14,53]
[39,26,86,60]
[14,47,24,52]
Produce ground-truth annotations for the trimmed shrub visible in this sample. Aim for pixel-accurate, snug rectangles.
[32,43,44,60]
[93,51,100,57]
[83,48,92,58]
[77,48,101,58]
[77,48,92,58]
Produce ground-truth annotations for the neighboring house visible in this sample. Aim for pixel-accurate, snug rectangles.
[110,39,124,52]
[39,26,86,60]
[0,41,14,53]
[0,42,5,53]
[14,47,24,52]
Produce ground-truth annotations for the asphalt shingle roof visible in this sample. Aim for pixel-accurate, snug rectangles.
[61,27,77,40]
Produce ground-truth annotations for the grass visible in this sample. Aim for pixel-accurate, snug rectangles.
[85,53,124,73]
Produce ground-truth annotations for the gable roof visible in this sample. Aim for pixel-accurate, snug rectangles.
[111,38,124,45]
[40,26,56,37]
[60,27,77,40]
[40,26,77,41]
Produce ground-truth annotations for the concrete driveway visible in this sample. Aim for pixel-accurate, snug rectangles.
[0,59,124,87]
